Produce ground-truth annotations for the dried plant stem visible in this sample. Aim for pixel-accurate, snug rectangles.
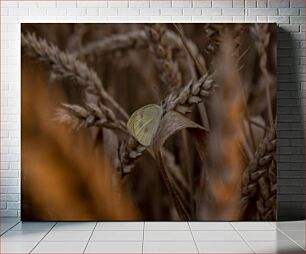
[145,24,181,91]
[21,32,129,120]
[157,152,190,220]
[174,24,207,75]
[252,24,274,128]
[241,128,276,220]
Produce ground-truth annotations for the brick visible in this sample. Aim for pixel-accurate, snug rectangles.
[67,8,86,16]
[193,0,211,7]
[247,8,278,16]
[56,1,77,8]
[245,0,256,7]
[211,16,233,22]
[0,194,18,201]
[0,210,18,217]
[38,1,56,8]
[18,1,38,8]
[129,0,149,7]
[150,16,172,22]
[268,0,290,8]
[29,8,47,16]
[77,0,107,8]
[279,171,305,178]
[278,8,300,15]
[1,1,18,8]
[1,202,7,210]
[161,8,183,16]
[222,8,245,15]
[183,8,202,16]
[140,8,160,16]
[233,16,245,22]
[86,8,99,16]
[290,16,305,24]
[257,16,268,22]
[108,0,128,7]
[7,202,20,210]
[8,8,29,16]
[172,0,192,7]
[172,16,193,22]
[99,8,118,16]
[47,8,67,16]
[233,0,244,7]
[148,0,171,7]
[127,16,150,22]
[290,0,305,7]
[0,170,18,178]
[212,0,233,8]
[202,8,222,15]
[268,16,289,23]
[257,0,267,8]
[0,178,19,186]
[118,8,140,16]
[192,16,212,22]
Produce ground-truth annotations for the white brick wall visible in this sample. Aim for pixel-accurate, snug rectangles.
[0,0,305,218]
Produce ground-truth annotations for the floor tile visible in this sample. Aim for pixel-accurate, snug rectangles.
[144,230,193,241]
[282,230,305,242]
[0,218,21,223]
[231,222,275,231]
[0,241,37,253]
[11,222,55,231]
[145,222,189,230]
[85,241,142,253]
[32,241,87,253]
[282,230,305,249]
[192,230,243,241]
[90,230,143,241]
[0,230,48,242]
[143,241,198,253]
[239,230,290,241]
[52,222,96,231]
[43,230,92,241]
[276,221,305,231]
[1,221,21,234]
[248,240,304,253]
[96,222,143,231]
[197,241,253,253]
[189,222,234,231]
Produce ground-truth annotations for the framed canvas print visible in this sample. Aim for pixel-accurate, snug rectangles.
[21,23,277,221]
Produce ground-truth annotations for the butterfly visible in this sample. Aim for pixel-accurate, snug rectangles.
[127,104,163,146]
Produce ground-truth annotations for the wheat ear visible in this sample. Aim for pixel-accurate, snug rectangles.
[145,24,182,91]
[21,32,129,120]
[164,74,215,114]
[241,128,276,220]
[251,24,274,128]
[55,103,129,135]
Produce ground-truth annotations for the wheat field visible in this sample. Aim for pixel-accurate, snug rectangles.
[21,23,277,221]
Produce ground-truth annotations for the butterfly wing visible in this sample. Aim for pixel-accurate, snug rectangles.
[127,104,162,146]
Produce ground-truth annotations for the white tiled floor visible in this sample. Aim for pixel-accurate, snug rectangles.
[0,219,304,253]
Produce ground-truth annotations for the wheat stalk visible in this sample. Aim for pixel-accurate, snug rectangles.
[76,29,205,65]
[55,103,129,135]
[164,74,215,114]
[21,32,129,120]
[241,127,276,220]
[251,24,274,128]
[145,24,182,91]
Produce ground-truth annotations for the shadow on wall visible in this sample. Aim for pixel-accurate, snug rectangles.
[277,27,305,221]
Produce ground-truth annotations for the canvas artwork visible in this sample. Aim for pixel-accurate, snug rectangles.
[21,23,277,221]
